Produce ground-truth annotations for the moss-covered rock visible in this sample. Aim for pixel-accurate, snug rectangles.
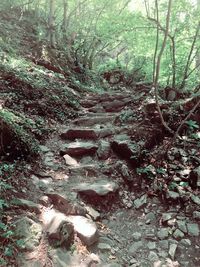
[0,108,39,159]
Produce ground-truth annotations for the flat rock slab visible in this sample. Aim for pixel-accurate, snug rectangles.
[67,215,98,246]
[60,142,98,157]
[61,129,98,140]
[103,99,131,112]
[11,198,41,214]
[43,209,98,246]
[73,180,119,196]
[74,115,116,126]
[80,99,98,108]
[61,128,113,140]
[46,193,86,215]
[69,164,100,177]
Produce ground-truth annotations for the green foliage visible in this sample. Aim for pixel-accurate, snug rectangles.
[119,110,135,123]
[137,165,155,179]
[186,120,199,131]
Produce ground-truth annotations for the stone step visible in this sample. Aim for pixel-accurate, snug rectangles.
[42,208,98,246]
[80,99,99,108]
[73,179,119,196]
[73,115,116,126]
[60,141,98,157]
[60,127,114,140]
[102,99,132,112]
[86,93,132,103]
[68,164,100,177]
[61,128,98,140]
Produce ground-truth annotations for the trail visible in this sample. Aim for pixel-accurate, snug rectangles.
[17,87,200,267]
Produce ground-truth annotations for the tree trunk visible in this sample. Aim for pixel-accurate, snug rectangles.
[62,0,68,39]
[196,0,200,72]
[153,0,173,134]
[48,0,56,48]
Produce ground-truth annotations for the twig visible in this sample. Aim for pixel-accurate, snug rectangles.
[174,97,200,139]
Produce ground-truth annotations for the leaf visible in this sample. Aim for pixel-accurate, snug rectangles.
[16,239,26,249]
[2,230,14,238]
[0,222,7,231]
[4,247,13,257]
[186,120,199,130]
[0,199,8,209]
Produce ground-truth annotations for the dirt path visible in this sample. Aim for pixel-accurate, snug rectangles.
[16,87,200,267]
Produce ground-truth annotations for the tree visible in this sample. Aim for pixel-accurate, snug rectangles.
[48,0,56,47]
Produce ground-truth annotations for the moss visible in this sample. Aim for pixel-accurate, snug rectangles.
[0,108,39,159]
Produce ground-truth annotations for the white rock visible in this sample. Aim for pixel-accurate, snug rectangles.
[63,154,79,166]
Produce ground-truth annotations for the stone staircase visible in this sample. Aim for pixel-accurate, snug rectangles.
[16,88,200,267]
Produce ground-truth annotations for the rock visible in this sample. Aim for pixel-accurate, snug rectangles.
[191,194,200,206]
[147,241,156,250]
[66,215,98,246]
[111,139,140,161]
[68,164,99,177]
[188,166,200,189]
[43,209,98,246]
[15,217,42,251]
[49,248,72,267]
[103,99,130,112]
[73,179,119,196]
[169,243,177,260]
[61,128,99,140]
[98,243,111,251]
[63,154,79,166]
[148,251,159,262]
[166,191,180,200]
[187,223,200,237]
[46,193,86,215]
[74,115,116,126]
[128,241,143,256]
[193,211,200,220]
[177,220,187,233]
[39,145,50,153]
[80,99,98,108]
[11,198,41,214]
[132,232,142,241]
[116,161,132,182]
[60,142,98,157]
[145,212,156,223]
[145,229,157,241]
[48,219,74,247]
[97,140,111,160]
[157,228,169,240]
[161,213,174,224]
[159,240,169,250]
[180,239,191,247]
[173,229,185,239]
[134,194,147,209]
[39,195,50,206]
[167,219,176,227]
[85,206,100,221]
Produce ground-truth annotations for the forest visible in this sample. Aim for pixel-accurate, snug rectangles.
[0,0,200,266]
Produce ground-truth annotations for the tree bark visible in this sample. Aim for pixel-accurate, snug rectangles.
[48,0,56,48]
[62,0,68,39]
[153,0,174,134]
